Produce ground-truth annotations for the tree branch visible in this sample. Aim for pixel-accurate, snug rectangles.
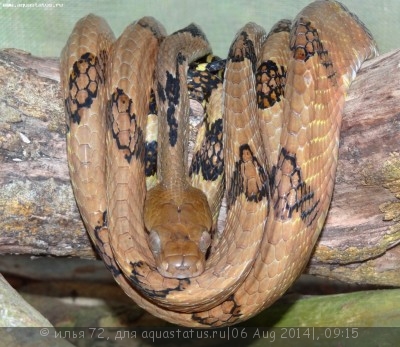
[0,48,399,287]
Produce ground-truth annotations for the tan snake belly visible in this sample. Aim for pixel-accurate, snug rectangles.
[61,0,377,327]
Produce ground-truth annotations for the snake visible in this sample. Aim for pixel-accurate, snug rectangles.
[61,0,377,327]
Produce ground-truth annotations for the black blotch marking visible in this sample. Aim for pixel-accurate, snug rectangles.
[92,211,122,278]
[189,119,224,181]
[228,30,257,73]
[227,144,268,209]
[65,52,104,125]
[157,81,166,103]
[174,23,207,39]
[137,19,164,40]
[164,68,180,146]
[148,88,158,115]
[144,140,157,177]
[187,68,222,104]
[145,89,158,177]
[158,28,212,147]
[267,19,292,36]
[177,51,186,65]
[256,60,286,109]
[64,98,73,130]
[271,147,319,226]
[187,54,225,182]
[188,54,226,76]
[206,58,226,74]
[290,18,337,84]
[107,88,145,164]
[129,261,190,299]
[191,294,242,327]
[93,210,108,237]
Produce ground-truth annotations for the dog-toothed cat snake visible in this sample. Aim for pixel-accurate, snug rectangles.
[61,0,377,327]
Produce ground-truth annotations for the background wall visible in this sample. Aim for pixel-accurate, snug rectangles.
[0,0,398,59]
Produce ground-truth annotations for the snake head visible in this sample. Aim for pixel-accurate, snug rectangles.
[144,185,213,279]
[148,227,211,279]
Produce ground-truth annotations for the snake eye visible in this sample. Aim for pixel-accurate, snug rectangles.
[148,230,161,255]
[199,231,211,254]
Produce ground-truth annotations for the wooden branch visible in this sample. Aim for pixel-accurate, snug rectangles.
[0,272,76,345]
[0,48,399,287]
[0,273,52,327]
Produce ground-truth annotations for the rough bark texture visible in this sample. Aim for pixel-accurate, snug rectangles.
[0,48,399,287]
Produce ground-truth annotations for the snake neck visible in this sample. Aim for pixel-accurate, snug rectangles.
[143,25,214,278]
[155,25,211,191]
[156,61,191,190]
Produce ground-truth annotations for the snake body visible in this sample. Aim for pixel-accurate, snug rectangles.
[61,1,377,327]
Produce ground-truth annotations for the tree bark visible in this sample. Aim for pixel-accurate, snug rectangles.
[0,48,399,287]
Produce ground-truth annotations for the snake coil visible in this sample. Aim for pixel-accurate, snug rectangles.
[61,0,377,327]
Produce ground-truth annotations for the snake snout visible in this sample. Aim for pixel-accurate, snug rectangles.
[160,252,204,279]
[148,231,209,279]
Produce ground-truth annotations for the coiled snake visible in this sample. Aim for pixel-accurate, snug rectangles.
[61,0,377,327]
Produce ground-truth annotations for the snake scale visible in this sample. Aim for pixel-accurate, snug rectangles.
[61,0,377,327]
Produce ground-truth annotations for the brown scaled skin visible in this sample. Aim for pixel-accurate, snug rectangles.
[63,1,377,328]
[143,24,214,279]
